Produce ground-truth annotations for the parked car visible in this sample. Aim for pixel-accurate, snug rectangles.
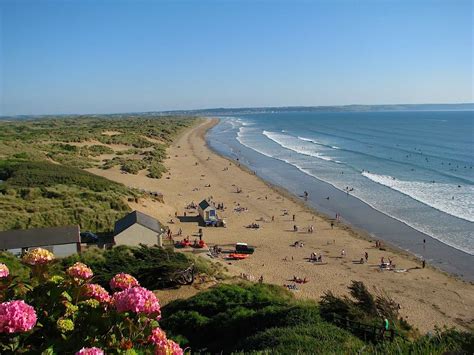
[80,231,99,243]
[235,242,255,254]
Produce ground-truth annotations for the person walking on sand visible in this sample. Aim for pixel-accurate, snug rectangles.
[292,214,296,221]
[365,252,368,262]
[341,249,346,257]
[272,215,274,222]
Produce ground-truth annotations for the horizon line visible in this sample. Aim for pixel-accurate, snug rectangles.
[2,102,473,118]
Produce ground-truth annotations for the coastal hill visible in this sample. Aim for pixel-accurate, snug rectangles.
[2,103,473,121]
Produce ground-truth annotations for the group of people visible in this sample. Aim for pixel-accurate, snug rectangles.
[380,256,394,269]
[234,205,248,212]
[310,252,323,262]
[240,273,255,281]
[284,283,299,290]
[292,276,308,283]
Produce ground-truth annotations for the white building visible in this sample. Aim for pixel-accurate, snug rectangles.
[114,211,164,247]
[198,200,218,226]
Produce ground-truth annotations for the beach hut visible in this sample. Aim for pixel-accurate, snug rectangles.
[114,211,164,247]
[0,226,81,257]
[198,200,218,226]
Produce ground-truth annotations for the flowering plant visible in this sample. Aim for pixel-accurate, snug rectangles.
[0,264,9,279]
[0,251,184,354]
[76,347,104,355]
[0,300,37,333]
[67,262,93,280]
[82,284,111,304]
[110,272,139,290]
[21,248,54,265]
[113,286,161,318]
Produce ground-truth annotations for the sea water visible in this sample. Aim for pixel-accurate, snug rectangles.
[208,111,473,256]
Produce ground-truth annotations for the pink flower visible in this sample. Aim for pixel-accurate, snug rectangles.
[67,262,93,280]
[0,263,9,278]
[155,339,184,355]
[112,287,161,318]
[149,327,168,347]
[22,248,54,265]
[83,284,111,304]
[109,273,139,290]
[75,347,104,355]
[0,300,37,333]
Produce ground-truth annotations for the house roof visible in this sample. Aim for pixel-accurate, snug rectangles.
[0,226,80,250]
[114,211,163,235]
[199,200,211,210]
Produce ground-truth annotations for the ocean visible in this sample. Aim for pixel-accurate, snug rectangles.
[207,111,474,277]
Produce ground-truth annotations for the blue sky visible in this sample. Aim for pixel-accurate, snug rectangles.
[1,0,472,115]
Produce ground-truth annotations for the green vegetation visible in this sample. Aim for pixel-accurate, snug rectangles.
[60,245,214,290]
[320,280,412,337]
[0,115,196,176]
[161,283,364,353]
[0,160,135,231]
[161,282,474,354]
[0,115,196,231]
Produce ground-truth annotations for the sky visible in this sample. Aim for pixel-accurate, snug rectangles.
[0,0,472,115]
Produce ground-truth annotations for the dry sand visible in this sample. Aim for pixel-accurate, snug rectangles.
[88,118,474,333]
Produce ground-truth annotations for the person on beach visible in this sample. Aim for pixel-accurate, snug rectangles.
[272,215,275,222]
[422,259,426,268]
[293,225,298,232]
[331,221,334,229]
[365,252,368,262]
[341,249,346,257]
[293,214,296,221]
[381,318,390,337]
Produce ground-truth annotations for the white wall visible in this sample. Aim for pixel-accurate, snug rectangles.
[114,224,162,247]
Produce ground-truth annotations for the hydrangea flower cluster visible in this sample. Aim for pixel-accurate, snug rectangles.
[0,300,37,333]
[67,262,93,280]
[155,339,184,355]
[149,327,184,355]
[21,248,54,265]
[57,318,75,333]
[83,284,111,304]
[75,347,104,355]
[149,327,168,347]
[112,286,161,318]
[0,263,9,278]
[109,273,139,290]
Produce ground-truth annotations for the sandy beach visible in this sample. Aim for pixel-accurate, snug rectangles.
[88,118,474,333]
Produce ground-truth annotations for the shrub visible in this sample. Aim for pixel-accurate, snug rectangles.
[0,249,183,354]
[61,245,196,290]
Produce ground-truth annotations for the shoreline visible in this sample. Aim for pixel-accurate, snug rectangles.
[206,118,474,281]
[87,117,474,333]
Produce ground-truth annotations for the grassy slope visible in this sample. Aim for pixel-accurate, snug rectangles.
[0,115,196,232]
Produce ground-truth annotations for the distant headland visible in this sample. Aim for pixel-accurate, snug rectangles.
[2,103,473,120]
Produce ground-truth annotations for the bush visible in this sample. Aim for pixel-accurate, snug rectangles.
[61,245,195,290]
[0,249,183,354]
[160,283,362,353]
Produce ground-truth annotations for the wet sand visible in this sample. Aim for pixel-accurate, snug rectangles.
[88,118,474,333]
